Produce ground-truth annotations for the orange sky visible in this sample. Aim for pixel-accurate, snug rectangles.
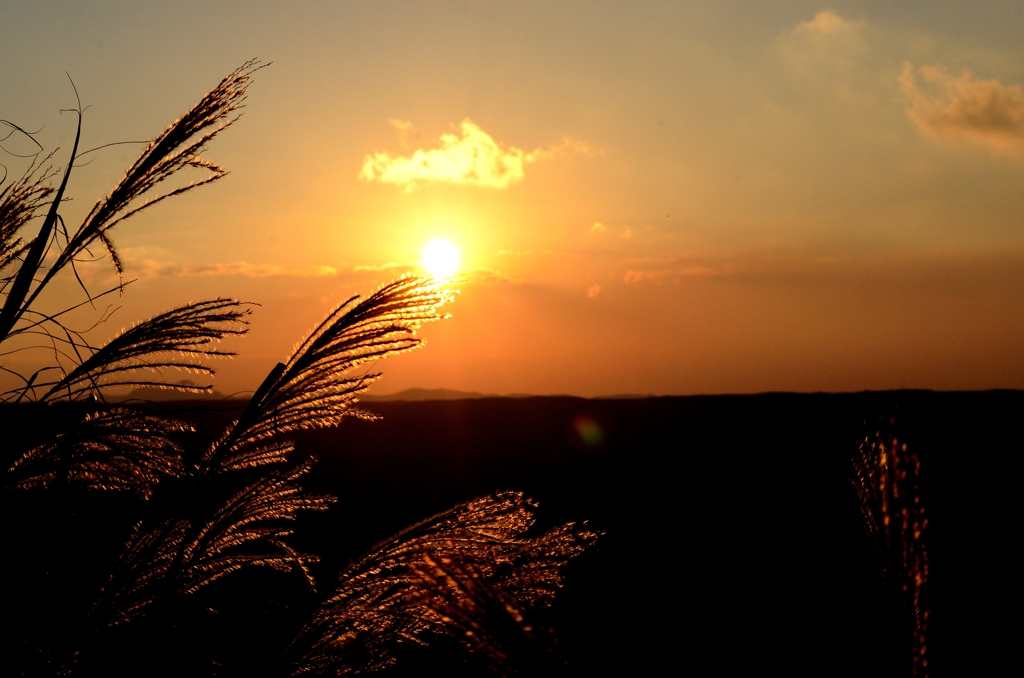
[3,2,1023,395]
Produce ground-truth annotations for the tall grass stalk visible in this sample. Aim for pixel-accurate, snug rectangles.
[852,426,930,677]
[0,61,596,676]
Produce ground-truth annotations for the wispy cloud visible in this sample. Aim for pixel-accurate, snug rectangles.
[388,118,414,145]
[495,249,555,257]
[466,267,518,285]
[123,255,517,289]
[129,259,338,279]
[792,10,862,38]
[359,119,593,191]
[623,266,718,284]
[590,222,607,233]
[350,259,518,285]
[779,10,867,76]
[621,256,736,284]
[352,262,408,272]
[900,63,1024,149]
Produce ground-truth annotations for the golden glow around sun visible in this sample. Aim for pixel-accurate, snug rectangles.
[421,239,460,278]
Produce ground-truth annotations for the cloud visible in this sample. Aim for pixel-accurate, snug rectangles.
[465,267,518,285]
[350,260,518,285]
[496,249,555,257]
[624,263,722,284]
[779,11,868,78]
[352,262,408,272]
[360,119,593,191]
[623,270,654,284]
[590,222,607,233]
[127,256,519,290]
[792,10,861,38]
[389,119,413,134]
[128,258,338,279]
[523,137,595,162]
[900,63,1024,149]
[587,284,601,298]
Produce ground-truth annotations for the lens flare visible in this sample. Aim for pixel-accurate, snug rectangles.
[421,239,460,278]
[573,416,604,446]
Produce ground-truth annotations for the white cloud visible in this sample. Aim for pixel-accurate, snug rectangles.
[359,119,593,191]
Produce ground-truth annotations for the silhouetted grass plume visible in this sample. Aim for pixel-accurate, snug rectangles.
[852,424,930,677]
[0,61,595,676]
[293,491,596,676]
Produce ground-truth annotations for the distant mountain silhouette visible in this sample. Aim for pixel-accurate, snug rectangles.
[107,386,656,404]
[111,380,239,403]
[361,388,656,401]
[360,388,505,401]
[595,393,657,399]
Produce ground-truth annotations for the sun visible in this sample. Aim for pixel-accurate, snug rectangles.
[421,238,460,278]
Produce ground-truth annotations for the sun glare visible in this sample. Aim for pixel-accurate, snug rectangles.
[421,239,461,278]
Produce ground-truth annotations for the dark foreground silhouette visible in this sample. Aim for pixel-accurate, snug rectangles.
[2,389,1016,676]
[0,61,588,677]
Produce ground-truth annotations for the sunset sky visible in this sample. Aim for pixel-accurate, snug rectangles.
[3,1,1022,396]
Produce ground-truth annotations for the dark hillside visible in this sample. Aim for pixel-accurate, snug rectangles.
[288,391,1018,676]
[2,390,1017,676]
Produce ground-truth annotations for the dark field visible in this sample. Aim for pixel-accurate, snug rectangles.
[3,390,1018,676]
